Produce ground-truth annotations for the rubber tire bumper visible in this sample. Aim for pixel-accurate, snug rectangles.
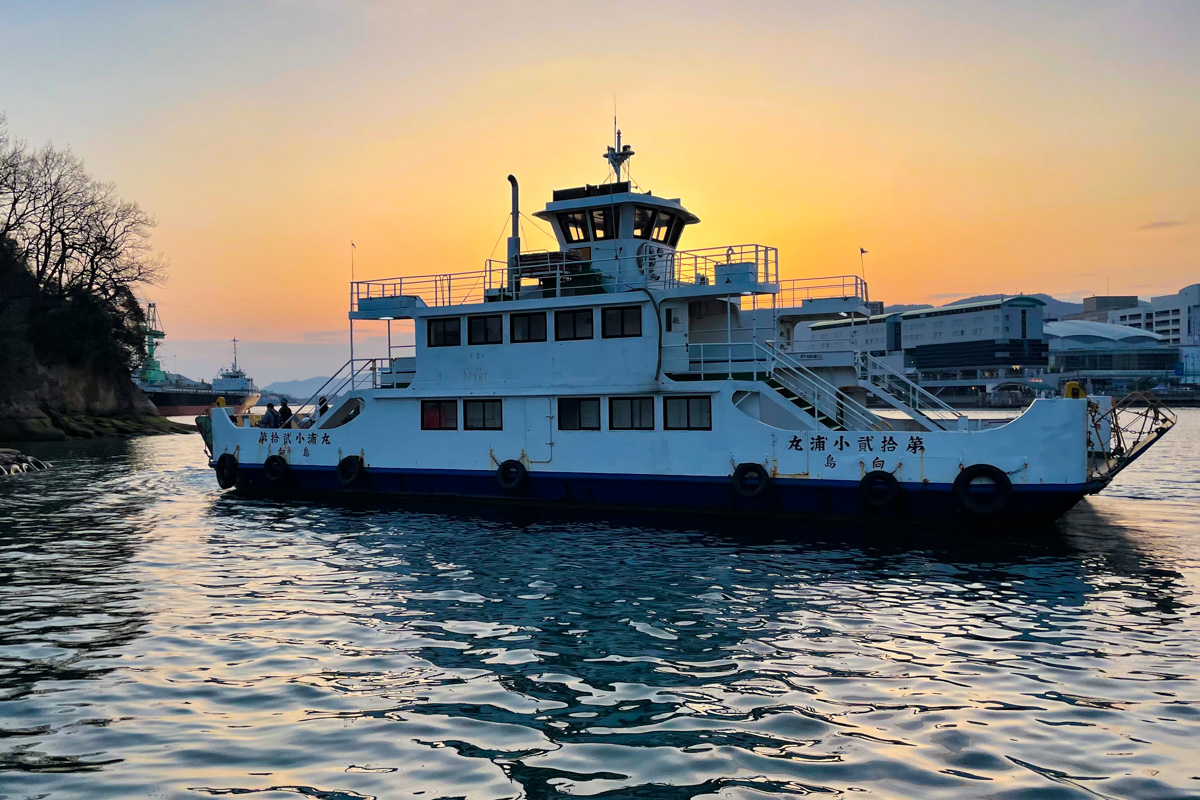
[859,470,901,510]
[262,454,289,486]
[732,463,770,498]
[496,459,528,491]
[336,455,365,486]
[953,463,1013,516]
[215,453,239,489]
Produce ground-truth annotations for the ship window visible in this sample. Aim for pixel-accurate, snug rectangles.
[557,211,590,243]
[591,208,617,240]
[664,396,712,430]
[609,396,654,430]
[558,397,600,430]
[463,399,503,430]
[427,317,461,347]
[651,211,676,243]
[468,314,503,345]
[667,216,685,247]
[633,206,655,239]
[421,399,458,430]
[602,305,642,338]
[511,312,547,343]
[555,308,594,341]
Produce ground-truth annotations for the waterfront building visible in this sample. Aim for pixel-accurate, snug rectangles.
[1107,284,1200,348]
[1062,295,1139,323]
[1044,321,1179,393]
[798,296,1049,398]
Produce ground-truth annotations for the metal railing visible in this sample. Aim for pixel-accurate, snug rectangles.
[350,243,779,311]
[662,339,887,431]
[775,275,869,308]
[764,342,888,431]
[855,351,963,430]
[1087,392,1176,482]
[284,358,383,428]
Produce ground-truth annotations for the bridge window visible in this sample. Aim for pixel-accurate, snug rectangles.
[633,206,655,239]
[427,317,461,347]
[421,399,458,430]
[602,305,642,338]
[468,314,503,345]
[610,396,654,430]
[664,396,712,430]
[511,312,547,343]
[558,397,600,431]
[651,211,676,243]
[590,208,618,240]
[555,308,594,341]
[463,399,503,430]
[667,216,685,247]
[557,211,590,243]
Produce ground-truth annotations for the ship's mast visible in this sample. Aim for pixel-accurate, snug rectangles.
[604,117,635,182]
[231,338,239,371]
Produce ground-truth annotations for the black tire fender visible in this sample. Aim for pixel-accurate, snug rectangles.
[496,459,527,491]
[859,470,901,509]
[215,453,239,489]
[953,464,1013,516]
[262,454,289,485]
[337,455,365,486]
[732,463,769,498]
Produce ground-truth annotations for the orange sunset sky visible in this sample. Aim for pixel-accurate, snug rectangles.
[3,1,1198,383]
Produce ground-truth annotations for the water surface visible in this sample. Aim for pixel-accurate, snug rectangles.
[1,411,1198,799]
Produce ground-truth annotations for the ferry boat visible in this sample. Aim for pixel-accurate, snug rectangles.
[201,134,1175,521]
[134,304,259,415]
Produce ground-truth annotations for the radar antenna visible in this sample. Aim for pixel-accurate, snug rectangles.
[604,117,635,182]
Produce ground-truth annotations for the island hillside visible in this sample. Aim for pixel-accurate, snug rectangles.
[0,115,186,441]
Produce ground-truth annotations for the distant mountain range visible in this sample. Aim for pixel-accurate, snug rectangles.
[885,293,1083,320]
[261,377,331,401]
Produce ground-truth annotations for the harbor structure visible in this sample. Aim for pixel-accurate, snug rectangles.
[200,135,1174,521]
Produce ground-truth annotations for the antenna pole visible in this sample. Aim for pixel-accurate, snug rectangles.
[232,338,238,370]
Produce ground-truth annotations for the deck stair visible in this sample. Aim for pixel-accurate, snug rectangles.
[854,351,965,432]
[757,342,890,432]
[286,358,381,429]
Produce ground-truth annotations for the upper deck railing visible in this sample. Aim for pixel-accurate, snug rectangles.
[775,275,868,307]
[350,244,779,312]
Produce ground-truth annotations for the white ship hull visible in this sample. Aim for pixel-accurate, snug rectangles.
[207,384,1110,521]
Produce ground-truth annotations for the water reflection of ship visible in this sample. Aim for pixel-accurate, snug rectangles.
[131,303,259,416]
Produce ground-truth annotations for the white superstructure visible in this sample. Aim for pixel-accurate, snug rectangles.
[203,135,1174,521]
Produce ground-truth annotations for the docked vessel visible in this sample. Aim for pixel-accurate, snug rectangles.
[134,304,259,415]
[201,134,1174,521]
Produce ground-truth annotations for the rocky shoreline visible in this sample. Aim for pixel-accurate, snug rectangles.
[0,412,194,443]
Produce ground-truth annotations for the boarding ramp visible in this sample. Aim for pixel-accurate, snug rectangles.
[1086,392,1176,487]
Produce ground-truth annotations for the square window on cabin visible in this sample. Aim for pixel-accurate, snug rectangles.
[427,318,461,347]
[602,306,642,338]
[664,396,712,431]
[421,399,458,430]
[511,312,547,343]
[651,211,676,243]
[633,206,655,239]
[609,397,654,430]
[463,399,503,430]
[468,314,503,345]
[556,211,590,243]
[590,208,617,240]
[555,308,594,341]
[558,397,600,431]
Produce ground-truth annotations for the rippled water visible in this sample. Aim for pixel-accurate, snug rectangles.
[2,412,1199,800]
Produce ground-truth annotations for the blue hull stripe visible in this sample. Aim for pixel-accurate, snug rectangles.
[218,463,1088,521]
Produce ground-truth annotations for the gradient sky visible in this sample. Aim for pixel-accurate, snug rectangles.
[3,1,1198,384]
